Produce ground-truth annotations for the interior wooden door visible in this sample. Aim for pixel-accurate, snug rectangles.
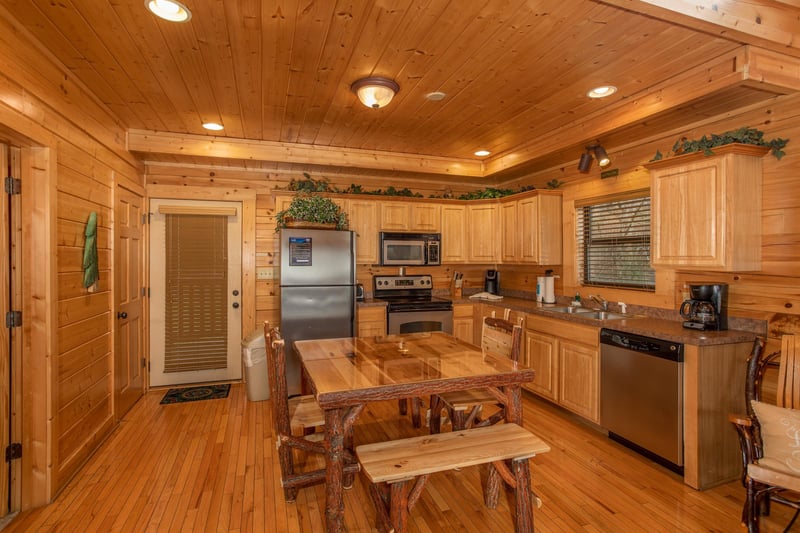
[0,143,22,516]
[114,186,145,420]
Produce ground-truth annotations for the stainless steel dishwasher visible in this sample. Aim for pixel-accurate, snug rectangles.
[600,329,684,474]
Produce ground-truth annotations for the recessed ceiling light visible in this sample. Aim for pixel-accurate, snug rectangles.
[587,85,617,99]
[203,122,224,131]
[474,150,491,157]
[146,0,192,23]
[426,91,447,101]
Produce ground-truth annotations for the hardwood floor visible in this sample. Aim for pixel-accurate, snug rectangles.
[3,383,794,532]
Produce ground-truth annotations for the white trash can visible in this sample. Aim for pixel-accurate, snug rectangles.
[242,329,270,401]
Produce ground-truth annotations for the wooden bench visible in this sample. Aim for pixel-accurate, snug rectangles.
[356,423,550,533]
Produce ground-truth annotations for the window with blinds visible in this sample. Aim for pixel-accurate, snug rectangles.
[576,196,655,290]
[164,214,229,373]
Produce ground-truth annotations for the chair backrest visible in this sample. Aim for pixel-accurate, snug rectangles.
[480,316,523,362]
[264,321,292,436]
[776,334,800,409]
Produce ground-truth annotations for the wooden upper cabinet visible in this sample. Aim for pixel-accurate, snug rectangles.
[499,191,562,265]
[380,201,409,230]
[345,199,380,264]
[519,193,562,264]
[647,144,766,271]
[500,202,518,262]
[381,201,441,231]
[467,204,498,262]
[411,203,441,232]
[441,204,467,263]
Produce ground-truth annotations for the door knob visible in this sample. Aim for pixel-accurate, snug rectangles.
[232,289,239,296]
[232,302,240,309]
[117,311,128,319]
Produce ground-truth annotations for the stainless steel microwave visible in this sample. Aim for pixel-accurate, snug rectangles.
[379,232,441,266]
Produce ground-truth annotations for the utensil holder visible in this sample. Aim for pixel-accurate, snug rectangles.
[451,280,463,299]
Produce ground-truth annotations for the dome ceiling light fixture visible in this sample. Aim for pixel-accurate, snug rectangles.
[202,122,224,131]
[146,0,192,22]
[351,77,400,109]
[587,85,617,99]
[474,150,491,157]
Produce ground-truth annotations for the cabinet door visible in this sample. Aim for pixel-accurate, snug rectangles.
[651,160,721,267]
[357,306,386,337]
[467,204,498,262]
[441,205,467,262]
[500,201,518,263]
[453,303,474,345]
[346,199,380,264]
[559,340,599,423]
[380,201,410,230]
[411,203,441,231]
[648,146,763,271]
[519,194,562,264]
[523,329,558,400]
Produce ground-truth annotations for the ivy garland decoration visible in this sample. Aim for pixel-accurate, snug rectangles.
[651,127,789,161]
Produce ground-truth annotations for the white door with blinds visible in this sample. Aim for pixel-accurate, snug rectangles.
[149,199,243,387]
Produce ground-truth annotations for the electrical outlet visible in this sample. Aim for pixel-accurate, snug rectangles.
[256,267,275,280]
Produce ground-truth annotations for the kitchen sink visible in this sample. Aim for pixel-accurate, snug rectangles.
[580,311,630,320]
[547,306,594,314]
[546,307,632,320]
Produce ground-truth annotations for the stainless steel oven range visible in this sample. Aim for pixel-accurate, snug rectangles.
[373,274,453,334]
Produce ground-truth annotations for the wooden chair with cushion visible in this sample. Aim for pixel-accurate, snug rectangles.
[730,334,800,532]
[429,315,523,433]
[264,322,359,501]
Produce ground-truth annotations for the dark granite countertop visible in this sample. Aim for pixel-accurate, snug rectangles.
[451,295,761,346]
[357,294,762,346]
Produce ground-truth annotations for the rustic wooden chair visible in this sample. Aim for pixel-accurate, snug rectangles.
[429,315,524,433]
[264,322,336,501]
[730,334,800,532]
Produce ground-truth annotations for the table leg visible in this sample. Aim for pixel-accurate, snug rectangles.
[324,407,346,533]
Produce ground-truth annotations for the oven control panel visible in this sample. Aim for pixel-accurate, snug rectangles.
[374,275,433,291]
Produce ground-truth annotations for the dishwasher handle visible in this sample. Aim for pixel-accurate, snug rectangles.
[600,329,683,361]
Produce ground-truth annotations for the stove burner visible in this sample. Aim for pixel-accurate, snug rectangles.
[373,274,452,311]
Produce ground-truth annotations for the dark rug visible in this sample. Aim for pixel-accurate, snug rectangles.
[160,384,231,405]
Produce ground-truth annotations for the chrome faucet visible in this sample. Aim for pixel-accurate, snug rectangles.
[590,294,609,311]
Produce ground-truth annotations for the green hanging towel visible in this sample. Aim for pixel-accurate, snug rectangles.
[83,212,99,289]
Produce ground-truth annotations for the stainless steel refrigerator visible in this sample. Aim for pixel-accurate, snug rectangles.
[280,228,356,395]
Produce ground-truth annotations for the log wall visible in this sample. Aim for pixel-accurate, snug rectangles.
[0,13,144,503]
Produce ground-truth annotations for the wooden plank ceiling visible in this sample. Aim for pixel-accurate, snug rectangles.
[3,0,800,183]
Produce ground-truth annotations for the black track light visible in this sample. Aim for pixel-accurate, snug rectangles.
[577,152,592,173]
[577,143,611,173]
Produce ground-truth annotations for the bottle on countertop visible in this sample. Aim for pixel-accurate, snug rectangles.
[572,291,582,307]
[536,276,544,303]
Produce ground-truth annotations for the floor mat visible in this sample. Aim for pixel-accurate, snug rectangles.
[160,384,231,405]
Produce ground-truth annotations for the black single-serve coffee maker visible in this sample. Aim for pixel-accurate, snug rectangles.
[680,283,728,331]
[484,270,500,295]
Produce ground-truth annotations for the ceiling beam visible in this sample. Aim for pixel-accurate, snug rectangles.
[127,131,486,178]
[598,0,800,57]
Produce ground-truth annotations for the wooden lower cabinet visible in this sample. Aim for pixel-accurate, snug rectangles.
[357,306,386,337]
[523,314,600,423]
[523,330,557,401]
[558,339,599,422]
[452,303,474,344]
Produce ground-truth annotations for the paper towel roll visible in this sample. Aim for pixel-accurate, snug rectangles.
[536,276,544,303]
[543,276,556,304]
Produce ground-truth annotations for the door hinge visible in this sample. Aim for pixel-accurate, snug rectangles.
[142,357,146,369]
[5,443,21,462]
[4,176,20,195]
[5,310,21,328]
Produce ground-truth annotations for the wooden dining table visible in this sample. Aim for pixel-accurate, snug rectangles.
[293,331,536,533]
